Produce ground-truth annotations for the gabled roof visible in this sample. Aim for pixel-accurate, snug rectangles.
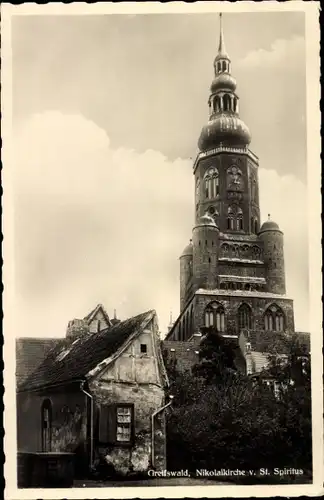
[83,303,111,327]
[16,338,60,385]
[18,310,155,392]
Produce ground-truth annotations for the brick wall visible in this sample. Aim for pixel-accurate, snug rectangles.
[195,152,260,234]
[194,293,294,335]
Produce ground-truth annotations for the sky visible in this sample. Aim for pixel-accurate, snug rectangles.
[11,11,309,337]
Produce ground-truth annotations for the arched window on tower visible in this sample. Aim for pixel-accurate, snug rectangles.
[228,206,243,231]
[216,306,225,332]
[264,305,285,332]
[227,206,235,230]
[204,305,214,328]
[213,96,221,113]
[41,399,52,452]
[237,208,243,230]
[217,61,222,73]
[223,94,231,112]
[186,310,190,339]
[204,167,219,199]
[251,178,256,202]
[238,303,252,332]
[204,303,225,332]
[222,61,227,72]
[233,98,237,113]
[196,178,200,199]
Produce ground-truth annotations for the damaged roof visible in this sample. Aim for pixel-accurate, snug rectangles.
[18,310,155,392]
[16,337,60,385]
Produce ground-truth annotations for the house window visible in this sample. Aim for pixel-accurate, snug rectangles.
[140,343,147,354]
[99,404,134,445]
[264,305,285,332]
[41,399,52,452]
[116,407,132,442]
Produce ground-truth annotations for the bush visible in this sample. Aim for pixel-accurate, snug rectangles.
[165,330,312,477]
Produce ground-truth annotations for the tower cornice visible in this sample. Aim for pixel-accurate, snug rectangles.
[193,146,259,174]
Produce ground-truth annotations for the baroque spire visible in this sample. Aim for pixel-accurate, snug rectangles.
[216,13,229,61]
[198,13,251,152]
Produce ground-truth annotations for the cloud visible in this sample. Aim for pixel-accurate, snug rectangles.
[13,111,308,337]
[238,35,304,70]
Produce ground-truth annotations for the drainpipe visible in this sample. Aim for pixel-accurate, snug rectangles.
[80,381,94,470]
[151,395,174,469]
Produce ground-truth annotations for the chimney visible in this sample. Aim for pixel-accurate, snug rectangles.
[111,309,121,326]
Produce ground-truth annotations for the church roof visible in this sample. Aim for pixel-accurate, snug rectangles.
[180,241,193,257]
[18,310,156,392]
[259,220,280,233]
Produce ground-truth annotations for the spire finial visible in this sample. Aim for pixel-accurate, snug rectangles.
[114,308,117,320]
[268,213,271,221]
[218,12,227,57]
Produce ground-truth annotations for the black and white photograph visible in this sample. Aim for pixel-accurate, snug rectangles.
[2,1,322,498]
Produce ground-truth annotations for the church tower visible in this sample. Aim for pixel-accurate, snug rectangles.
[167,14,295,349]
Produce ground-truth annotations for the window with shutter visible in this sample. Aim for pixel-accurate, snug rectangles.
[98,404,134,445]
[116,407,132,442]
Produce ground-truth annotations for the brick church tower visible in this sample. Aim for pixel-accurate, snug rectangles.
[164,14,302,374]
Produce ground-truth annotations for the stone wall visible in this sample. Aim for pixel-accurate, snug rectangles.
[89,379,165,475]
[16,382,88,475]
[87,326,167,475]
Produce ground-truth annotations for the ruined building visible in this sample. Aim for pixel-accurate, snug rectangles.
[164,14,309,374]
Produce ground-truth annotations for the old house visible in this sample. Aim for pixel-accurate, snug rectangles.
[16,309,169,479]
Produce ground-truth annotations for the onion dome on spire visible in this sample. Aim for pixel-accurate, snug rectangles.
[198,13,251,152]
